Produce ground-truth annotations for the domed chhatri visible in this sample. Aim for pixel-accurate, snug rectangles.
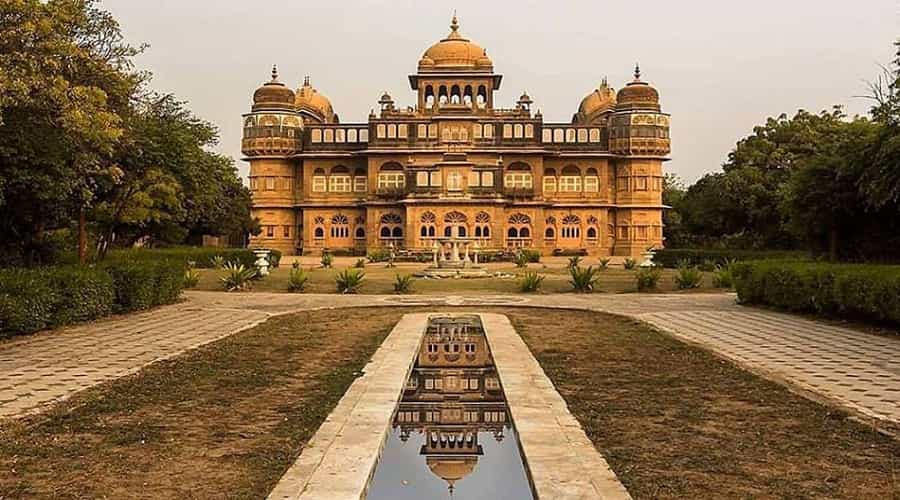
[577,77,617,118]
[252,65,296,112]
[419,14,492,72]
[241,15,670,258]
[295,76,337,123]
[616,64,660,112]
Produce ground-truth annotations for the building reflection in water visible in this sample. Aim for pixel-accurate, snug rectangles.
[366,316,534,500]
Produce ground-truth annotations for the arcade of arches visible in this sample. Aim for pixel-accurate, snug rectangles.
[243,16,669,257]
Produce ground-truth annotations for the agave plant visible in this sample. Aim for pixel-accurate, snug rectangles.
[183,263,200,289]
[599,258,611,269]
[674,262,703,290]
[209,255,226,269]
[393,273,414,294]
[623,258,637,270]
[321,252,334,269]
[514,251,529,268]
[567,256,583,269]
[354,258,366,269]
[335,269,365,294]
[287,266,309,293]
[636,267,662,292]
[518,271,545,293]
[568,265,600,293]
[220,262,257,292]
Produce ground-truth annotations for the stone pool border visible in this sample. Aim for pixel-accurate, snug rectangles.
[267,312,630,500]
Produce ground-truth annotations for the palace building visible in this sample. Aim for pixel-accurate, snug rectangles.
[242,16,670,257]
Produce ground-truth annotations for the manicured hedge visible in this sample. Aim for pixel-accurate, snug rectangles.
[654,249,807,269]
[733,260,900,326]
[0,261,185,338]
[107,247,256,268]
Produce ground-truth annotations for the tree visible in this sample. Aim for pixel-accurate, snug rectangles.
[0,0,143,265]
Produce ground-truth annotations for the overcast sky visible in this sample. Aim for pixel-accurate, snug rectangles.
[103,0,898,183]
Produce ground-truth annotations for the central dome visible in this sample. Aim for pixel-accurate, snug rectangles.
[419,15,493,72]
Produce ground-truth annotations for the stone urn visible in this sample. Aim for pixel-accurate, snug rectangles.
[253,249,271,277]
[639,248,657,268]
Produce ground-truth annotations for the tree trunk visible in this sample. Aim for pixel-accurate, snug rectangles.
[828,227,839,262]
[78,207,87,265]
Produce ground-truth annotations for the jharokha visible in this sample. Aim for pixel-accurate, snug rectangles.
[242,16,670,257]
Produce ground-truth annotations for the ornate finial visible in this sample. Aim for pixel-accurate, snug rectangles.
[634,63,641,80]
[303,75,310,86]
[601,76,608,87]
[271,65,279,81]
[450,11,459,32]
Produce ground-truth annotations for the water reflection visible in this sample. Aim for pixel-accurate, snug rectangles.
[366,316,534,500]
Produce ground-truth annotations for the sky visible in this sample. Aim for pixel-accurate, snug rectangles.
[102,0,898,184]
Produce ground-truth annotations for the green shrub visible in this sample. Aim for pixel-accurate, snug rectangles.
[733,261,900,325]
[393,274,414,294]
[183,262,200,289]
[521,249,541,263]
[519,272,545,293]
[569,266,601,293]
[367,249,391,263]
[321,252,334,269]
[354,258,366,269]
[623,258,637,270]
[654,249,807,269]
[636,267,662,292]
[0,269,58,335]
[567,256,583,269]
[699,259,717,272]
[514,251,529,268]
[712,259,736,289]
[287,266,309,293]
[105,260,183,311]
[107,247,255,269]
[220,262,257,292]
[336,269,365,294]
[674,262,703,290]
[266,249,282,268]
[599,258,611,269]
[210,255,226,269]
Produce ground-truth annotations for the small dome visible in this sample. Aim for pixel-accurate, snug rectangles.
[616,65,660,111]
[426,457,478,485]
[295,76,336,123]
[578,78,617,116]
[419,15,492,72]
[252,65,296,111]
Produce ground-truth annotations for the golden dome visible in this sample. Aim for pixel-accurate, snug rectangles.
[419,15,492,72]
[295,76,336,123]
[578,78,617,116]
[616,64,660,111]
[426,456,478,484]
[252,65,296,112]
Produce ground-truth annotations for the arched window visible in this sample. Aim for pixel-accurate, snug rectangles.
[560,165,582,192]
[505,162,533,189]
[476,86,487,108]
[420,212,437,240]
[507,213,532,248]
[450,85,461,104]
[507,227,519,238]
[312,168,327,193]
[520,227,530,238]
[545,227,556,239]
[587,227,598,240]
[584,168,599,193]
[443,211,468,237]
[392,227,403,238]
[379,213,403,242]
[543,168,557,193]
[377,162,405,189]
[425,85,435,108]
[474,211,491,240]
[439,85,448,105]
[355,227,366,239]
[314,227,325,239]
[330,214,350,238]
[380,227,391,238]
[561,214,582,239]
[329,165,351,192]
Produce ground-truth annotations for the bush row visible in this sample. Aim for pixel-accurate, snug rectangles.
[0,261,185,338]
[654,248,806,269]
[106,247,257,268]
[733,260,900,326]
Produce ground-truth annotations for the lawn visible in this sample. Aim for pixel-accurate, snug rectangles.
[193,257,720,294]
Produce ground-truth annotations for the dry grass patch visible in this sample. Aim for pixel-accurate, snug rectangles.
[511,308,900,499]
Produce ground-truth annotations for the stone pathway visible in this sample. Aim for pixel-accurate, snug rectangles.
[0,291,897,428]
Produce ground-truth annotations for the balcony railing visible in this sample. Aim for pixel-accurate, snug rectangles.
[503,187,535,198]
[375,186,408,198]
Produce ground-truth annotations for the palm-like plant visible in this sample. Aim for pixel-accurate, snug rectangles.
[599,258,611,269]
[321,252,334,268]
[514,251,529,268]
[354,258,366,269]
[209,255,226,269]
[712,258,736,289]
[518,271,545,293]
[220,262,257,292]
[393,274,414,294]
[568,265,601,293]
[674,261,703,290]
[287,266,309,292]
[567,256,583,269]
[636,267,662,292]
[335,269,365,294]
[183,264,200,288]
[623,258,637,270]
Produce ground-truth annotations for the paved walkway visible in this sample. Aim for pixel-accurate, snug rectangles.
[0,291,897,427]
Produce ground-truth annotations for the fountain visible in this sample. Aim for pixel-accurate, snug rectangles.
[415,227,491,278]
